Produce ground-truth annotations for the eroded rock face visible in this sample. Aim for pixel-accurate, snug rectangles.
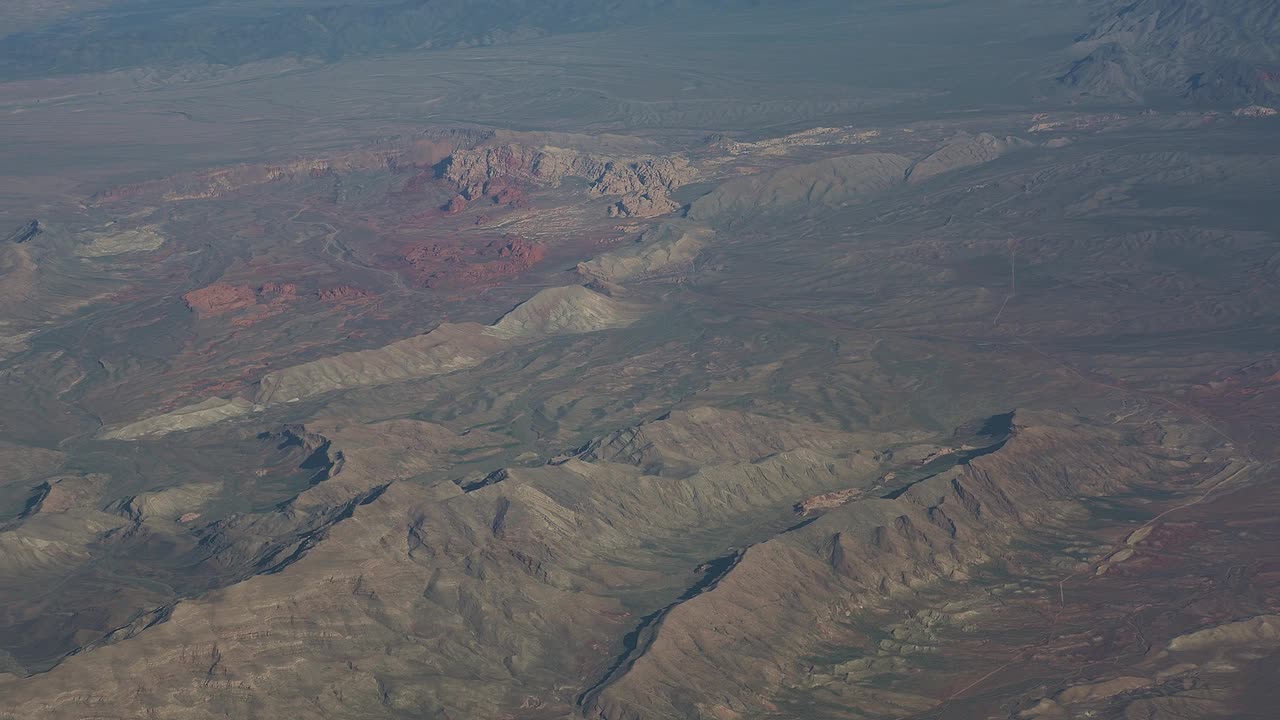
[401,236,548,289]
[442,193,468,214]
[607,190,680,218]
[1234,104,1279,117]
[315,285,374,303]
[590,157,694,198]
[181,283,298,317]
[443,144,696,214]
[181,283,258,316]
[5,220,41,244]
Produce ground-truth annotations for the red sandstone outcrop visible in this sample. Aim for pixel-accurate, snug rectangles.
[485,179,527,208]
[258,282,298,299]
[182,283,258,316]
[183,282,300,317]
[317,285,375,303]
[402,236,547,288]
[443,194,468,214]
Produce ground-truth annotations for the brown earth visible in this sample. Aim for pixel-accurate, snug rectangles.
[400,236,548,289]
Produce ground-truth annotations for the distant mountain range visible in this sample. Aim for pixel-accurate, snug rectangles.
[0,0,770,80]
[6,0,1278,111]
[1058,0,1280,105]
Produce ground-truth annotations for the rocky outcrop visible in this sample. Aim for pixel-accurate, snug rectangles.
[4,220,40,245]
[181,283,258,316]
[315,285,374,303]
[793,485,867,515]
[1233,104,1279,116]
[401,236,547,289]
[442,193,468,214]
[607,191,680,218]
[591,157,693,198]
[181,282,298,318]
[443,144,696,214]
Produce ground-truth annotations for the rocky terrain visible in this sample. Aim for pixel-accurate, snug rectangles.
[2,0,1280,718]
[1058,0,1280,105]
[443,144,697,219]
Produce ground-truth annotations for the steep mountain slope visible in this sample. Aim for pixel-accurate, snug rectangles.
[1059,0,1280,105]
[583,411,1225,718]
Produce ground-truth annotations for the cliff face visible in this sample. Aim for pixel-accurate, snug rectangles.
[442,144,696,216]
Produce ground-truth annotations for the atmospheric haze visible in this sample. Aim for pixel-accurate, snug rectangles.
[1,1,1280,719]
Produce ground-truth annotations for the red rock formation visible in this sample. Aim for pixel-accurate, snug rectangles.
[484,179,528,208]
[182,283,258,316]
[183,281,302,318]
[317,285,375,303]
[259,282,298,300]
[443,194,468,214]
[401,236,547,289]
